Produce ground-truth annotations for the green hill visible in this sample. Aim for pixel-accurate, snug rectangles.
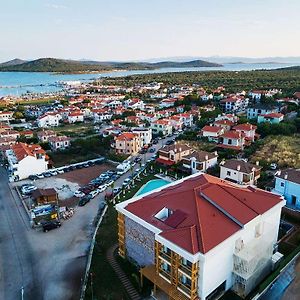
[0,58,223,73]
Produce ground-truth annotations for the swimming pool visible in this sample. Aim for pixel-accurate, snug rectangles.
[136,179,170,196]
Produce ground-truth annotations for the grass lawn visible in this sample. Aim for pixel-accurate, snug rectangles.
[178,139,217,152]
[250,134,300,168]
[52,122,95,138]
[85,172,159,300]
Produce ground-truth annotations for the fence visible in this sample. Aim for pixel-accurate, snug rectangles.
[79,204,108,300]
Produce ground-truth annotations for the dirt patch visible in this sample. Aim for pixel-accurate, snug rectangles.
[57,164,115,186]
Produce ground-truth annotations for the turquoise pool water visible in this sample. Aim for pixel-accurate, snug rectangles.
[136,179,170,196]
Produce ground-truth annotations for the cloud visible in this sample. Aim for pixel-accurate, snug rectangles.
[45,3,68,10]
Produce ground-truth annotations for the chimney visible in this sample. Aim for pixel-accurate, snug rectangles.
[237,165,241,171]
[179,147,182,152]
[256,161,259,166]
[205,155,209,161]
[284,174,288,180]
[220,160,225,165]
[277,170,281,176]
[214,151,218,156]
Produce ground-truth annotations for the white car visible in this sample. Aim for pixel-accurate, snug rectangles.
[270,163,278,170]
[106,180,114,186]
[74,190,85,198]
[50,170,58,176]
[36,174,44,179]
[117,170,126,176]
[98,184,107,193]
[56,169,64,174]
[89,189,99,199]
[21,185,37,194]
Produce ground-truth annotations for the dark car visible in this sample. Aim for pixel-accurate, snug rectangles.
[152,139,159,144]
[42,220,61,232]
[28,175,38,180]
[78,195,92,206]
[149,148,156,153]
[135,156,142,163]
[166,140,174,145]
[43,172,52,177]
[88,161,95,166]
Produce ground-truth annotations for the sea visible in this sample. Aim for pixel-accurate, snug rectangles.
[0,63,299,97]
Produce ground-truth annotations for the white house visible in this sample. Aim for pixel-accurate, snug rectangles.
[272,169,300,209]
[92,109,113,123]
[247,104,280,120]
[132,128,152,147]
[220,96,249,113]
[68,111,84,123]
[200,125,224,142]
[37,113,61,128]
[151,119,173,136]
[159,98,177,108]
[5,143,48,181]
[182,151,218,174]
[116,173,285,300]
[232,123,257,143]
[0,111,14,122]
[219,131,245,150]
[220,159,262,185]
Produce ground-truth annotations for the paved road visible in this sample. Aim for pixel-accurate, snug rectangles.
[0,167,42,300]
[0,134,172,300]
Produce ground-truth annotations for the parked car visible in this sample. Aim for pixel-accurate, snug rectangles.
[152,139,158,144]
[89,189,99,199]
[28,175,38,180]
[21,184,37,195]
[122,178,131,186]
[43,172,52,177]
[36,174,44,179]
[113,187,122,195]
[42,220,61,232]
[134,156,142,163]
[117,170,126,176]
[270,163,278,170]
[99,202,106,212]
[74,190,85,198]
[149,148,156,153]
[106,180,114,187]
[56,169,64,174]
[49,170,58,176]
[78,196,91,207]
[97,184,107,193]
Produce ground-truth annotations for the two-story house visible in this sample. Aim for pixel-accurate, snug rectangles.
[48,136,71,151]
[132,128,152,147]
[181,151,218,174]
[151,119,173,136]
[218,131,245,150]
[272,169,300,209]
[157,143,192,165]
[257,113,284,124]
[200,126,225,142]
[5,143,48,181]
[116,173,285,300]
[220,159,262,185]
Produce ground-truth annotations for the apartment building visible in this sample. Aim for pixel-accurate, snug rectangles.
[151,119,173,136]
[37,113,61,128]
[132,128,152,147]
[116,173,284,300]
[157,143,192,165]
[113,132,142,155]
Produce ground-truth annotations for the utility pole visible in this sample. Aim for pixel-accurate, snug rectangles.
[21,286,24,300]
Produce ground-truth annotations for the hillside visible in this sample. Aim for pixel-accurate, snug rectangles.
[0,58,222,73]
[0,58,27,67]
[275,66,300,71]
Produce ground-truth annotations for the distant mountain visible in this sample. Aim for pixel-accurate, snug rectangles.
[274,66,300,71]
[143,56,300,64]
[0,58,28,67]
[0,58,222,73]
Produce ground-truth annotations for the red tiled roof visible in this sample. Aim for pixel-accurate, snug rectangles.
[233,123,257,131]
[220,130,244,139]
[214,119,234,126]
[115,132,137,141]
[156,157,175,166]
[125,174,282,254]
[262,113,284,118]
[201,126,223,133]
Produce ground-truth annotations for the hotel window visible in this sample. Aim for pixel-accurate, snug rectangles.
[227,171,231,176]
[280,182,284,187]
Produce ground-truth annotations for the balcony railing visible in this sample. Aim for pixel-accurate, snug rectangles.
[159,251,171,262]
[159,269,171,281]
[178,264,192,277]
[177,282,191,296]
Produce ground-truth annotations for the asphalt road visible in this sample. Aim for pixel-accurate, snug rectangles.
[0,134,173,300]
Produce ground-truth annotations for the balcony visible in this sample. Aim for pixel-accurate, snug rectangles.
[178,264,192,277]
[159,251,171,262]
[177,282,191,297]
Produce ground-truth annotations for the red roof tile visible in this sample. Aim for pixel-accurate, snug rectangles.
[125,174,282,254]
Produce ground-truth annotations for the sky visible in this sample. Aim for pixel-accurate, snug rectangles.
[1,0,300,62]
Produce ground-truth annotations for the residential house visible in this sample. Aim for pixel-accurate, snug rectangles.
[181,150,218,174]
[218,131,245,150]
[220,96,249,113]
[200,125,224,142]
[232,123,257,143]
[215,113,239,123]
[0,111,14,122]
[151,119,173,136]
[116,173,285,300]
[220,159,261,185]
[247,104,280,120]
[159,98,177,108]
[257,113,284,124]
[132,128,152,147]
[37,113,61,128]
[5,143,48,181]
[48,136,71,151]
[93,109,113,123]
[156,143,191,165]
[177,113,194,127]
[113,132,142,155]
[37,130,57,143]
[273,169,300,209]
[213,119,234,132]
[68,111,84,123]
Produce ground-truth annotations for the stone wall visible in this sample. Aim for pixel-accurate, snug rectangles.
[125,216,155,266]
